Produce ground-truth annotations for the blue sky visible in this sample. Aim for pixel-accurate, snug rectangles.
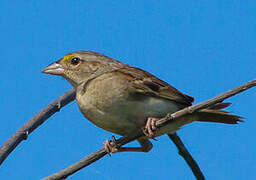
[0,1,255,179]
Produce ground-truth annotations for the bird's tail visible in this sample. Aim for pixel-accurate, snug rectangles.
[155,102,242,137]
[196,103,243,124]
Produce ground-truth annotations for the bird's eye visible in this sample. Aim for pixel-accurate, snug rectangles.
[70,57,80,65]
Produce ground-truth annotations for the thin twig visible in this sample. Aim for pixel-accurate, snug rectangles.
[44,79,256,180]
[168,133,205,180]
[0,88,76,165]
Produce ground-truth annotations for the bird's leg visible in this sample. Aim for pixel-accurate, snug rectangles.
[143,117,160,138]
[103,136,153,154]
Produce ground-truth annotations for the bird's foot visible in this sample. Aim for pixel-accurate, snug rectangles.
[104,135,119,155]
[143,117,159,138]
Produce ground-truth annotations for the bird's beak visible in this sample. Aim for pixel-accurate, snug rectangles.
[42,62,64,75]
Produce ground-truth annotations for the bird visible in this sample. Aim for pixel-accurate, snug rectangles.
[42,51,242,153]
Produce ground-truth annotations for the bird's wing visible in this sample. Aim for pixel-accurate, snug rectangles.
[117,66,194,106]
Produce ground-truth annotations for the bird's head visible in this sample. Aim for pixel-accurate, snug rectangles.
[42,51,124,87]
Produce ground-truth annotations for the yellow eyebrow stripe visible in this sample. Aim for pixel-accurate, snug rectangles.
[61,54,74,62]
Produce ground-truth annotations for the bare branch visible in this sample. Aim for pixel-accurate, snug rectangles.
[168,133,205,180]
[0,88,76,165]
[43,79,256,180]
[44,148,108,180]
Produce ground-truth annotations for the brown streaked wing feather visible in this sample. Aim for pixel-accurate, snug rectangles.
[117,66,194,106]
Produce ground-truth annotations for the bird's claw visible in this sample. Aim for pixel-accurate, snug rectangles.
[56,101,61,112]
[104,136,119,155]
[143,117,159,139]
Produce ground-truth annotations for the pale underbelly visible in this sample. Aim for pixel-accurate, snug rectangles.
[78,95,182,136]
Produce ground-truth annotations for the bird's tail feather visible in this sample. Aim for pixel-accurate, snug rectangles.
[155,102,242,137]
[196,103,243,124]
